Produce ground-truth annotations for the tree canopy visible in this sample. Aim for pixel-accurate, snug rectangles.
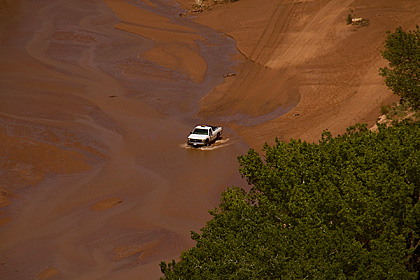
[380,26,420,111]
[161,121,420,279]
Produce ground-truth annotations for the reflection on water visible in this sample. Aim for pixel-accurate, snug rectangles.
[179,137,235,151]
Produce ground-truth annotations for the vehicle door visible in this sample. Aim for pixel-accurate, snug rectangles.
[209,128,214,141]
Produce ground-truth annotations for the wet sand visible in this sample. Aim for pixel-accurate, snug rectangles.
[0,0,248,279]
[1,0,420,279]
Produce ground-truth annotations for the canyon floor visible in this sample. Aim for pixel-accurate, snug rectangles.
[1,0,419,279]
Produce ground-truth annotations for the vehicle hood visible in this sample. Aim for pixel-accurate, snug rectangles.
[188,134,208,140]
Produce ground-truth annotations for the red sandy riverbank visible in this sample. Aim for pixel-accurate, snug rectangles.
[192,0,419,147]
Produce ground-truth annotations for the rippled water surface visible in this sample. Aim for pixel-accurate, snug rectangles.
[0,0,249,279]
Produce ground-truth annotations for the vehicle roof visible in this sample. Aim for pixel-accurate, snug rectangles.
[194,125,212,129]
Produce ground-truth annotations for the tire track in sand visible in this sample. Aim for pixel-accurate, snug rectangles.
[200,1,303,119]
[247,2,299,65]
[200,0,353,121]
[266,0,354,69]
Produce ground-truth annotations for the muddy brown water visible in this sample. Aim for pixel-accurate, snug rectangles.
[0,0,249,279]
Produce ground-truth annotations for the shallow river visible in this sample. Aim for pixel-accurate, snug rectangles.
[0,0,249,279]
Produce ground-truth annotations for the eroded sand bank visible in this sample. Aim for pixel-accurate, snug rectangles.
[194,0,420,147]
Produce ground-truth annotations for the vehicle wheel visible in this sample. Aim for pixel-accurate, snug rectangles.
[205,140,210,147]
[217,133,221,140]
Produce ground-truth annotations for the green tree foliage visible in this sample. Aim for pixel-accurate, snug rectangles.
[380,26,420,111]
[346,14,352,25]
[160,121,420,279]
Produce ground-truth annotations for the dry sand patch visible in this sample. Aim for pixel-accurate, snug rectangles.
[91,197,123,211]
[36,267,60,280]
[189,0,420,148]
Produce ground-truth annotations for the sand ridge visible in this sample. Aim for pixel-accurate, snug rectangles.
[192,0,420,148]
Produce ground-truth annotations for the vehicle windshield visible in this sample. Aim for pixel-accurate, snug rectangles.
[192,128,208,135]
